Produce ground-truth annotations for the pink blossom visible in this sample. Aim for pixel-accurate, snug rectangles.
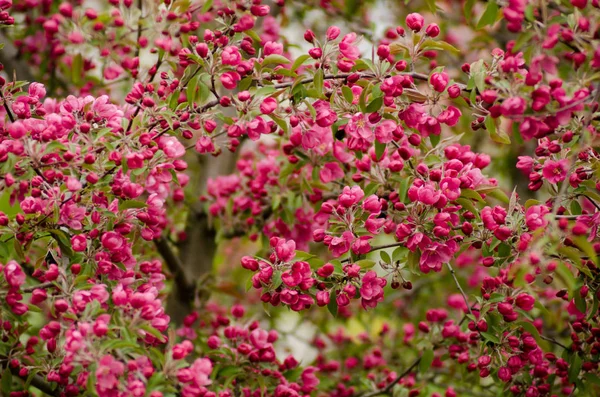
[360,270,386,309]
[406,13,425,31]
[525,205,550,231]
[542,159,568,184]
[221,46,241,66]
[274,239,296,262]
[319,162,344,184]
[96,355,125,396]
[4,260,25,289]
[419,241,457,273]
[159,136,185,159]
[220,71,241,89]
[338,185,364,207]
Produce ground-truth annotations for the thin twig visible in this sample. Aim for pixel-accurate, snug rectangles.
[22,281,56,293]
[539,334,569,350]
[360,357,421,397]
[0,89,15,122]
[446,263,476,320]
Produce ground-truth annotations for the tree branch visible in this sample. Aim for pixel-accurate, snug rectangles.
[154,236,195,307]
[1,357,59,396]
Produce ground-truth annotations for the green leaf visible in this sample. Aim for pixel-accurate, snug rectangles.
[569,353,583,383]
[464,0,476,24]
[342,86,354,103]
[374,141,386,161]
[291,54,311,72]
[480,331,500,344]
[202,0,214,12]
[72,54,83,86]
[49,229,74,258]
[186,74,200,105]
[469,59,486,93]
[358,83,370,113]
[366,96,383,113]
[573,236,598,266]
[327,297,338,317]
[118,200,147,211]
[295,250,316,261]
[477,1,499,29]
[424,0,437,13]
[430,134,440,148]
[238,76,253,91]
[355,259,376,269]
[460,189,485,203]
[486,117,511,144]
[419,349,434,373]
[380,251,391,264]
[313,69,324,98]
[262,54,290,66]
[140,325,167,343]
[557,246,593,278]
[420,39,460,56]
[584,373,600,387]
[516,321,546,348]
[484,187,510,204]
[0,241,9,260]
[268,114,288,134]
[2,368,12,395]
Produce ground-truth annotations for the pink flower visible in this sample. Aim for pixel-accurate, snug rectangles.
[159,136,185,159]
[419,241,457,273]
[338,185,364,207]
[275,239,296,262]
[96,355,125,396]
[195,136,215,154]
[346,113,375,151]
[189,358,212,387]
[406,13,425,31]
[126,153,144,169]
[101,231,126,252]
[28,82,46,100]
[281,261,314,289]
[360,270,386,309]
[439,177,461,201]
[542,159,568,184]
[220,71,241,89]
[264,41,284,56]
[516,156,534,174]
[326,26,340,40]
[374,120,397,143]
[362,195,382,214]
[4,260,26,289]
[430,72,449,92]
[319,162,344,184]
[515,293,535,311]
[339,33,360,60]
[260,97,277,114]
[437,106,461,126]
[329,231,353,257]
[71,235,88,252]
[221,46,241,66]
[103,64,124,80]
[501,96,526,117]
[525,205,550,231]
[314,100,338,127]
